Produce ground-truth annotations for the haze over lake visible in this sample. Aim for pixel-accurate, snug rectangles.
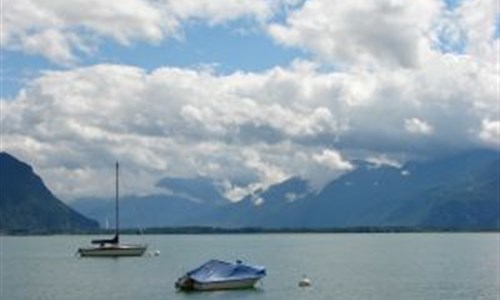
[1,233,498,300]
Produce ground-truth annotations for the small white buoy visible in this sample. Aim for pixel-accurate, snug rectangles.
[298,275,311,287]
[147,250,160,257]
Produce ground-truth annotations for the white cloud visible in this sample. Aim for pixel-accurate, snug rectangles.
[366,155,403,169]
[165,0,274,25]
[0,64,343,198]
[313,149,353,171]
[3,0,496,73]
[268,0,498,70]
[479,120,500,148]
[20,29,84,65]
[222,182,258,202]
[2,1,498,200]
[268,0,441,68]
[2,0,170,64]
[242,148,289,188]
[2,56,496,199]
[456,0,497,63]
[404,118,434,136]
[1,0,283,64]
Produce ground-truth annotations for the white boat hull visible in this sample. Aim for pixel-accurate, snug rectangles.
[193,278,261,291]
[176,276,262,291]
[78,244,147,257]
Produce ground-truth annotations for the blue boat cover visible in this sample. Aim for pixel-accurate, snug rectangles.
[186,260,266,283]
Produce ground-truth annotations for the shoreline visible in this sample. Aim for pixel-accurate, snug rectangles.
[1,226,499,236]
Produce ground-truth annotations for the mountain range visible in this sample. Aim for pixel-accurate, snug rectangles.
[71,150,499,230]
[0,152,98,233]
[1,150,498,232]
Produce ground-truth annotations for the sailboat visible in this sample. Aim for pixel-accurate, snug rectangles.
[78,162,147,257]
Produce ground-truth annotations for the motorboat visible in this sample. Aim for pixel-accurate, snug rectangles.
[77,162,147,257]
[175,259,266,291]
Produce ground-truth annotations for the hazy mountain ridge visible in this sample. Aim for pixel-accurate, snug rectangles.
[197,177,311,228]
[198,150,499,229]
[2,150,498,231]
[299,150,499,228]
[71,176,228,228]
[0,152,99,232]
[72,151,500,229]
[71,193,220,228]
[388,155,500,229]
[156,176,227,205]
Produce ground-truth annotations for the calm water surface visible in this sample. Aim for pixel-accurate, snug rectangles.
[1,233,498,300]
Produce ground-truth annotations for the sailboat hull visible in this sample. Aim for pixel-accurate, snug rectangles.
[78,244,147,257]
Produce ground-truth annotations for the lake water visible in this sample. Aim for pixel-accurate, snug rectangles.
[1,233,498,300]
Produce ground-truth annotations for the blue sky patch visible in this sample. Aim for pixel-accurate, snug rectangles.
[2,22,306,99]
[97,22,306,74]
[1,50,62,99]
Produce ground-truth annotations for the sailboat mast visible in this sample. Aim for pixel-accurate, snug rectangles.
[116,162,119,242]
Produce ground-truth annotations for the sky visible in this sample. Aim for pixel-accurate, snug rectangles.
[1,0,499,201]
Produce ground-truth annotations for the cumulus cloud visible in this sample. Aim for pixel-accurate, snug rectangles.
[404,118,434,136]
[2,0,170,64]
[0,64,343,198]
[1,0,498,200]
[313,149,353,171]
[268,0,498,69]
[3,0,496,69]
[268,0,441,68]
[2,54,497,199]
[1,0,285,64]
[165,0,274,25]
[8,0,497,69]
[456,0,498,63]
